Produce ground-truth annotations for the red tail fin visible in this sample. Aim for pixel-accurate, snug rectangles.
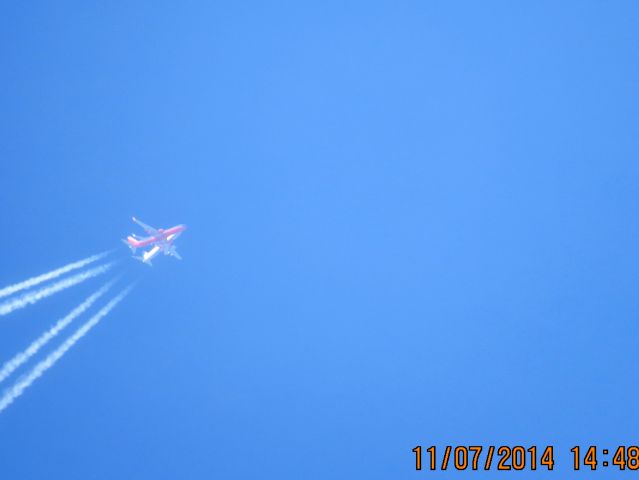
[127,236,142,247]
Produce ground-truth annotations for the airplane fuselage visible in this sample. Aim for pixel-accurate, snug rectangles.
[126,224,186,249]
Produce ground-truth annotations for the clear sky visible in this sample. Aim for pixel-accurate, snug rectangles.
[0,2,638,479]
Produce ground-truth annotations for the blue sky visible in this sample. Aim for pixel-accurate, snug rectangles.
[1,2,638,478]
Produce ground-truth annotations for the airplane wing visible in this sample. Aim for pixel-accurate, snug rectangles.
[132,217,159,236]
[134,245,161,266]
[172,250,182,260]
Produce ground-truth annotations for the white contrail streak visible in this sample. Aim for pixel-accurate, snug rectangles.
[0,281,115,384]
[0,263,114,317]
[0,285,132,413]
[0,251,111,300]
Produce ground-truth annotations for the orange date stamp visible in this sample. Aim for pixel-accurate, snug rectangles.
[412,445,555,471]
[413,445,639,471]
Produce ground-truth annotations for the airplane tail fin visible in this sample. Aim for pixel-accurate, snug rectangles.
[122,238,136,254]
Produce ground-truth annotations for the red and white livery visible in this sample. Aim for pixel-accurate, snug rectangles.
[123,217,187,266]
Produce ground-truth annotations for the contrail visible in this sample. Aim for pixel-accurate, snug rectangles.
[0,285,133,413]
[0,251,111,300]
[0,280,116,384]
[0,263,114,317]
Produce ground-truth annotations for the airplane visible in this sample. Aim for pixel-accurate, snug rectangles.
[122,217,187,266]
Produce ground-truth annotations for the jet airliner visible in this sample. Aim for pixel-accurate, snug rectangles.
[123,217,186,266]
